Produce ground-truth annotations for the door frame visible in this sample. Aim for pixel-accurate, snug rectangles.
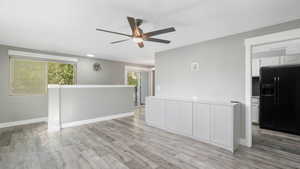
[244,28,300,147]
[125,66,154,106]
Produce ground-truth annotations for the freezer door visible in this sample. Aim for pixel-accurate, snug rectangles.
[259,67,277,129]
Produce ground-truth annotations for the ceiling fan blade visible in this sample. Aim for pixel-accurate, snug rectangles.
[136,19,143,27]
[145,38,170,44]
[144,27,176,37]
[110,39,130,44]
[96,28,132,37]
[137,42,144,48]
[127,16,137,34]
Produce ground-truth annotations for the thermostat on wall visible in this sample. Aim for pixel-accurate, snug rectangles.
[191,62,200,72]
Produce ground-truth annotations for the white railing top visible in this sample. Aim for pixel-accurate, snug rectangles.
[48,85,135,88]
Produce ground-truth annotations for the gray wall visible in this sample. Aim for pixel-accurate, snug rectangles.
[59,87,134,123]
[0,45,149,123]
[155,19,300,139]
[76,58,126,85]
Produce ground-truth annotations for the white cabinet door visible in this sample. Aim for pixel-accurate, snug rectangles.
[251,104,259,124]
[282,55,300,65]
[210,105,233,148]
[260,56,280,67]
[165,100,193,136]
[193,103,210,142]
[252,58,260,77]
[177,102,193,136]
[165,100,178,131]
[145,98,164,128]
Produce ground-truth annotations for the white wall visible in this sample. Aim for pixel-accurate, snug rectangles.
[156,37,244,102]
[155,19,300,139]
[0,45,151,123]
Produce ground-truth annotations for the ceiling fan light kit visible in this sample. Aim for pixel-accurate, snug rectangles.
[96,16,176,48]
[132,37,144,43]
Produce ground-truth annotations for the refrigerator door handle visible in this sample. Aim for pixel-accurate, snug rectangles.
[277,77,280,104]
[273,77,277,104]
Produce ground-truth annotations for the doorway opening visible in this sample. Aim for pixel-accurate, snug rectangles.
[125,66,154,107]
[245,28,300,147]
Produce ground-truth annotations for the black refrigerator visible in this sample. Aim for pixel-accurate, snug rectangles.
[260,65,300,135]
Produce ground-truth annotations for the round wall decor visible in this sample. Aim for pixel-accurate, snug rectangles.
[93,62,102,72]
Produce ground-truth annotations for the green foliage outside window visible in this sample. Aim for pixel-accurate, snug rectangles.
[48,62,75,85]
[127,72,139,86]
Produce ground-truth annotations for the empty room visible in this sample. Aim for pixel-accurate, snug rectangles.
[1,0,300,169]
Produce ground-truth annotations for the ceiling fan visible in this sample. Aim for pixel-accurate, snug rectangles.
[96,16,176,48]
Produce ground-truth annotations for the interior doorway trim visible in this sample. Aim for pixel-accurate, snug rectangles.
[125,65,154,106]
[124,65,153,85]
[244,28,300,147]
[124,66,153,94]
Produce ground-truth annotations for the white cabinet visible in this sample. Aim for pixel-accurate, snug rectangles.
[145,98,164,128]
[193,103,210,142]
[210,105,233,149]
[145,97,240,152]
[177,102,193,136]
[165,100,178,132]
[252,58,261,77]
[252,55,300,77]
[252,56,281,77]
[251,97,259,124]
[165,100,193,136]
[282,55,300,65]
[260,56,281,67]
[251,104,259,124]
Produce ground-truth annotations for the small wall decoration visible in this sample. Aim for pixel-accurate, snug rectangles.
[93,62,102,72]
[191,62,200,72]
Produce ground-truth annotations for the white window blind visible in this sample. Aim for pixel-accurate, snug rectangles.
[10,57,47,95]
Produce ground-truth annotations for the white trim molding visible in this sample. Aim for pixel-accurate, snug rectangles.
[0,117,48,129]
[61,112,134,129]
[8,50,79,62]
[125,65,153,72]
[124,65,153,85]
[48,84,135,88]
[244,28,300,148]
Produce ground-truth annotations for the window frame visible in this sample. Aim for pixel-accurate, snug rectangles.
[9,56,77,96]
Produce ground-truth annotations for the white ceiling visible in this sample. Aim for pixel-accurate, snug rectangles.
[1,0,300,65]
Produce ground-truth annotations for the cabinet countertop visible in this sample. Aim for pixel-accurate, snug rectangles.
[147,96,239,106]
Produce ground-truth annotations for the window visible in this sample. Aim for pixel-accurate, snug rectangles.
[127,72,139,86]
[10,58,48,95]
[48,62,76,85]
[10,57,76,95]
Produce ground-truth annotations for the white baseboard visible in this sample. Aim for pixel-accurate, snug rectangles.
[61,112,134,129]
[0,117,48,129]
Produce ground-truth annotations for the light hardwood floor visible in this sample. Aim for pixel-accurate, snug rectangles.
[0,108,300,169]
